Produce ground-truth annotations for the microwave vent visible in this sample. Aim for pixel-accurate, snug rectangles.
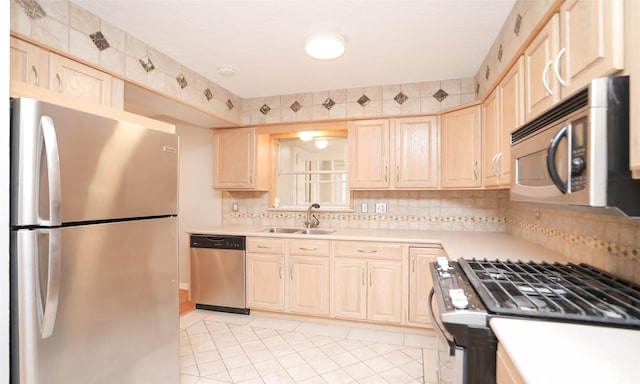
[511,88,589,144]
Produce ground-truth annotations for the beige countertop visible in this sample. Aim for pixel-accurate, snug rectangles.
[491,317,640,384]
[187,224,570,263]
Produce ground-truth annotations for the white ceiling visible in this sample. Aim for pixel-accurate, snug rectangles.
[70,0,516,99]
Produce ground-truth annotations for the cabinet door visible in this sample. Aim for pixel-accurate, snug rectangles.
[524,14,560,122]
[408,247,443,325]
[333,259,367,320]
[498,57,524,186]
[246,254,285,311]
[393,116,440,188]
[213,127,256,189]
[367,261,402,323]
[348,119,390,189]
[49,53,112,106]
[10,37,49,88]
[288,256,330,316]
[482,89,500,188]
[441,105,482,188]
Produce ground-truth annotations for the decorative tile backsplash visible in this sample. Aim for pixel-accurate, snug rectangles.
[508,202,640,284]
[221,190,509,232]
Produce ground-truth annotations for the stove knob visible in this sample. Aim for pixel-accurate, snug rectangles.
[449,288,469,310]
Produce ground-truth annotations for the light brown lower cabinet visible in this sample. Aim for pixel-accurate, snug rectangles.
[246,238,286,311]
[288,255,330,316]
[408,246,445,325]
[496,343,525,384]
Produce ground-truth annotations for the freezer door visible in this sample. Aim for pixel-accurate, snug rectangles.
[11,98,178,227]
[11,217,179,384]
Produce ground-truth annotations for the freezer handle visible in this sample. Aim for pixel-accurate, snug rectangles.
[39,228,62,338]
[40,116,62,226]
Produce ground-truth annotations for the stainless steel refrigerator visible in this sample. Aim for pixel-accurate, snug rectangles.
[10,98,180,384]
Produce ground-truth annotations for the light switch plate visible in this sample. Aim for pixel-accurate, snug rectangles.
[361,202,368,213]
[375,203,387,213]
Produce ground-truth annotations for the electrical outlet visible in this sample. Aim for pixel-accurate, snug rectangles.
[375,203,387,214]
[361,202,368,213]
[232,202,239,212]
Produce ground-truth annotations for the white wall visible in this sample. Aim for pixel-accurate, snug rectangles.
[176,124,222,288]
[2,0,10,379]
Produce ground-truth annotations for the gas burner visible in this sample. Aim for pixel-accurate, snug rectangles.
[504,295,547,311]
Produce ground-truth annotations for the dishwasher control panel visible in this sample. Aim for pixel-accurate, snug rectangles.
[190,234,246,250]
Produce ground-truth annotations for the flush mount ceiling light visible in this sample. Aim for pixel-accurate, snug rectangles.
[314,139,328,149]
[305,32,345,60]
[298,131,315,141]
[217,65,235,76]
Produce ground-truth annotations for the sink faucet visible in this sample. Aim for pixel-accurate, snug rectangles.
[305,203,320,229]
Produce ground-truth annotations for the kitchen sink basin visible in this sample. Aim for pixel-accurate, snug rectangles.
[296,229,336,235]
[260,227,301,234]
[260,227,336,235]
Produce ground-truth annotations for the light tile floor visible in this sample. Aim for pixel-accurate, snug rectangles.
[180,310,443,384]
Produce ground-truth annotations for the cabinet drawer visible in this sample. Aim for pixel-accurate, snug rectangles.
[333,241,402,260]
[247,237,285,254]
[288,239,329,256]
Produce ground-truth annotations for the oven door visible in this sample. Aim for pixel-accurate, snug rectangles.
[429,288,465,384]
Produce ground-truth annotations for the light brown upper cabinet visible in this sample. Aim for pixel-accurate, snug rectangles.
[483,57,524,188]
[213,127,270,190]
[10,36,122,108]
[10,36,49,88]
[441,105,482,188]
[349,116,439,189]
[525,0,624,121]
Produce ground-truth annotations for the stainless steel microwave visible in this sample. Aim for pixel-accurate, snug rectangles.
[511,76,640,217]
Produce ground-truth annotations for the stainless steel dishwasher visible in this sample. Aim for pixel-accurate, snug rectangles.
[190,234,249,314]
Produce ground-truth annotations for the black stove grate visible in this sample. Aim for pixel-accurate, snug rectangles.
[459,258,640,329]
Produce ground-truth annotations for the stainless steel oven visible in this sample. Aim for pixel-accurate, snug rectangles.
[429,257,640,384]
[511,75,640,217]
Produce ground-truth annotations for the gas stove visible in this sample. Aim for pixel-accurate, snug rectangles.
[431,257,640,329]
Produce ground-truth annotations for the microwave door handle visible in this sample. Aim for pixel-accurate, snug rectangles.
[428,288,457,356]
[547,125,568,194]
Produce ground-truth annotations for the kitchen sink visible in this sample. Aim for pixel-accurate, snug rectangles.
[260,227,301,234]
[260,227,336,235]
[296,229,336,235]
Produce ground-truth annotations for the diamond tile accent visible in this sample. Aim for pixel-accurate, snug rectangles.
[139,56,155,72]
[16,0,46,19]
[89,31,110,51]
[514,14,523,36]
[290,100,302,112]
[260,104,271,115]
[357,94,371,107]
[226,99,234,110]
[322,97,336,110]
[204,88,213,101]
[394,92,408,105]
[433,89,448,102]
[176,74,188,89]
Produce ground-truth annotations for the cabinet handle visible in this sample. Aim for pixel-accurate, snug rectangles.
[396,165,400,183]
[357,249,378,254]
[384,165,388,183]
[553,48,567,87]
[495,152,503,176]
[278,263,283,279]
[298,247,317,251]
[256,245,272,249]
[369,269,372,287]
[55,74,62,93]
[490,153,498,176]
[473,161,478,180]
[31,65,39,86]
[412,255,415,273]
[362,270,365,286]
[290,265,294,280]
[542,60,553,96]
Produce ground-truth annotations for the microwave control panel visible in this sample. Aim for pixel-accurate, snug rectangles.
[570,117,588,192]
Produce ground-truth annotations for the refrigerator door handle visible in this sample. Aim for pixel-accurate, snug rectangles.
[39,228,62,338]
[39,116,62,227]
